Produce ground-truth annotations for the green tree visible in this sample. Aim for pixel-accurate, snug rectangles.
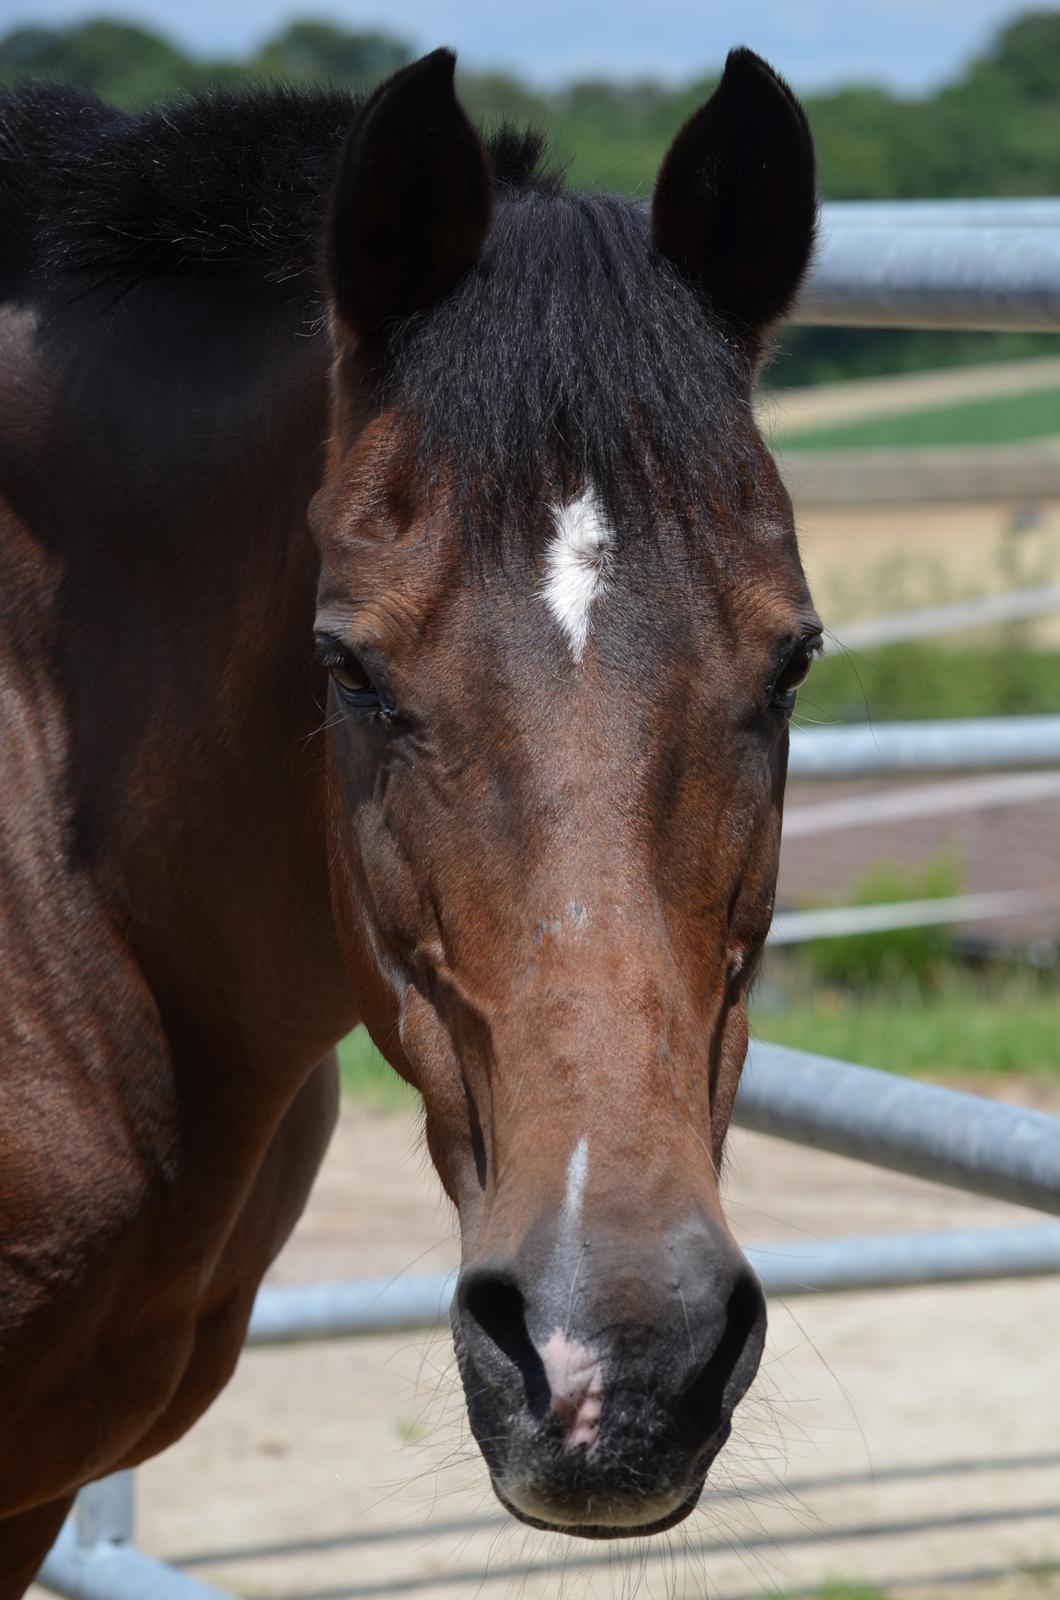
[0,18,202,103]
[252,20,412,88]
[971,10,1060,102]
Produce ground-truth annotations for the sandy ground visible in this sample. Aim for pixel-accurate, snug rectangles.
[37,1094,1057,1600]
[790,498,1060,646]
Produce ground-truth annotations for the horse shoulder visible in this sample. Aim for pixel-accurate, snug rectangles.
[0,470,339,1505]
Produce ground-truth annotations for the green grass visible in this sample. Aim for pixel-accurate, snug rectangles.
[793,855,963,991]
[761,854,1060,1081]
[1021,1559,1060,1586]
[763,1586,893,1600]
[778,384,1060,450]
[802,644,1060,724]
[815,1589,891,1600]
[754,972,1060,1079]
[337,1027,414,1110]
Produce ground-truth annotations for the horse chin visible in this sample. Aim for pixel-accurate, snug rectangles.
[491,1478,706,1541]
[456,1335,729,1543]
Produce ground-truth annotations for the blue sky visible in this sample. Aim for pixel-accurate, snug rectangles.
[0,0,1040,91]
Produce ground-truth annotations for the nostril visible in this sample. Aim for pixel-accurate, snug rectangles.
[463,1273,527,1362]
[723,1270,767,1375]
[460,1271,550,1418]
[676,1265,767,1451]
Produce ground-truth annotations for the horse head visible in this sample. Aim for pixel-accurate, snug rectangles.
[311,47,819,1539]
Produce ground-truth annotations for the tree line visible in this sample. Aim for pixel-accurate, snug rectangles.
[3,11,1059,384]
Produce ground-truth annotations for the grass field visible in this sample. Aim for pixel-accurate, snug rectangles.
[757,857,1060,1080]
[753,973,1060,1079]
[800,643,1060,724]
[778,384,1060,450]
[764,1587,890,1600]
[338,1027,414,1109]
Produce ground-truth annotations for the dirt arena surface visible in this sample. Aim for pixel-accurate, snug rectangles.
[36,1093,1057,1600]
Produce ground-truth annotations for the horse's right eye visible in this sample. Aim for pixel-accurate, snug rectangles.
[331,660,385,716]
[330,656,373,697]
[315,636,392,720]
[768,632,822,715]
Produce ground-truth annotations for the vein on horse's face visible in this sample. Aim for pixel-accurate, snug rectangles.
[540,486,614,663]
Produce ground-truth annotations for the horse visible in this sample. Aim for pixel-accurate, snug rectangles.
[0,45,819,1590]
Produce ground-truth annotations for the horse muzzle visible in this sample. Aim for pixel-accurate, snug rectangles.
[452,1214,766,1538]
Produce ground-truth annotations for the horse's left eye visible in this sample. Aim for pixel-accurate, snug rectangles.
[770,636,821,714]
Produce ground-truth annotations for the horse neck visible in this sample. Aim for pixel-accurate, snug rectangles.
[14,278,356,1081]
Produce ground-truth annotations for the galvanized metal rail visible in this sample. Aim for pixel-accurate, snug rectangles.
[824,198,1060,229]
[738,1045,1060,1216]
[39,1476,228,1600]
[789,715,1060,777]
[244,1224,1060,1346]
[835,585,1060,652]
[768,889,1060,944]
[798,222,1060,330]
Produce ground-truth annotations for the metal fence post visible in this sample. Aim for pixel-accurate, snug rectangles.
[75,1473,134,1550]
[39,1474,234,1599]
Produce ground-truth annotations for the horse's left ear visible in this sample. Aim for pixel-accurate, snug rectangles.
[327,48,494,339]
[652,48,816,354]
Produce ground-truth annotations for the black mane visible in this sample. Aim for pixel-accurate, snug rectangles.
[0,80,752,535]
[0,80,554,297]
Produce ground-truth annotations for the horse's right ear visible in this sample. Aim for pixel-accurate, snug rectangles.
[327,49,494,340]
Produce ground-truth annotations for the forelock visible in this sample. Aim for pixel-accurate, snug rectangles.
[378,190,758,550]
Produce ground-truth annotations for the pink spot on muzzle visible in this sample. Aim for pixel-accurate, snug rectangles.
[540,1330,604,1451]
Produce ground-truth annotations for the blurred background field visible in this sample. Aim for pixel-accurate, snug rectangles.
[5,7,1059,208]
